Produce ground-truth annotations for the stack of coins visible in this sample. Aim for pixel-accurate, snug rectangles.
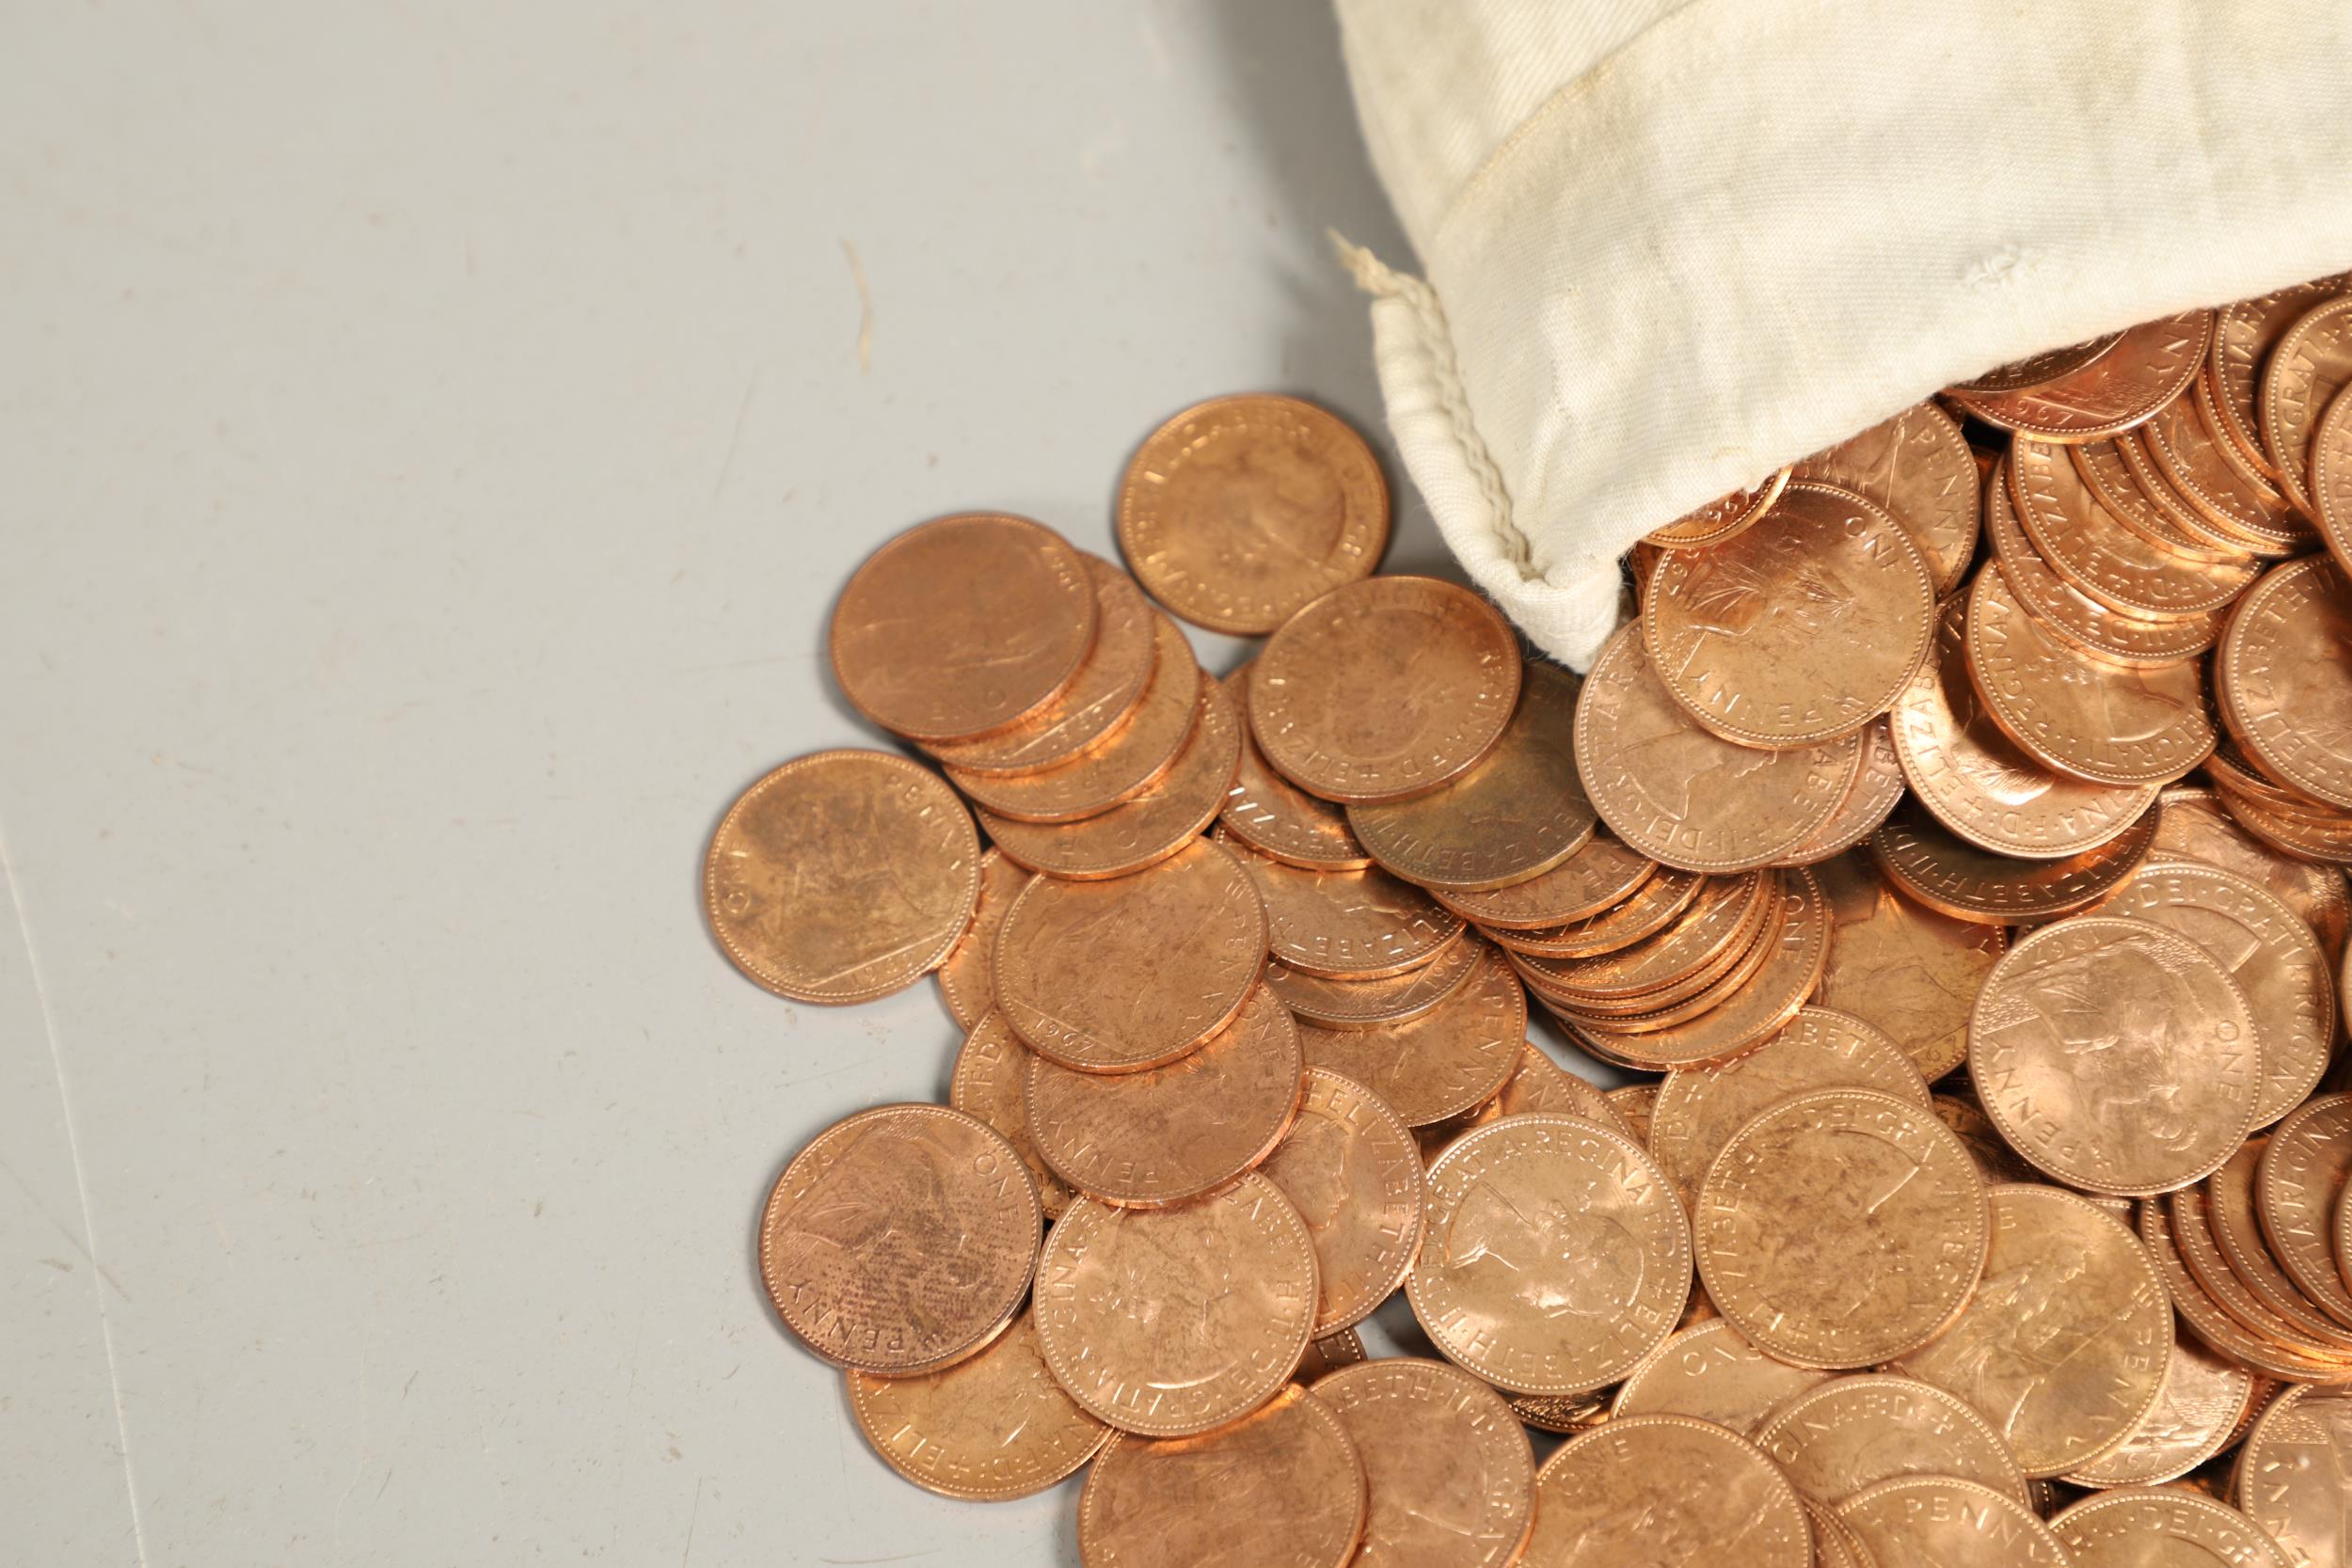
[712,276,2352,1565]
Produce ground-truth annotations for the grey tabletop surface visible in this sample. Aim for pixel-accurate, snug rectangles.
[0,3,1510,1563]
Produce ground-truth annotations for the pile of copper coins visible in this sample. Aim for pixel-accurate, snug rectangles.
[706,281,2352,1567]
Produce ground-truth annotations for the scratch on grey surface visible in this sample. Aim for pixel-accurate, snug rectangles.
[820,1554,939,1565]
[0,818,152,1567]
[679,1476,704,1565]
[0,1155,133,1301]
[841,239,874,372]
[710,366,763,503]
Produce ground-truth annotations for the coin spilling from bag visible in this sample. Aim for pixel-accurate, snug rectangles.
[709,284,2352,1566]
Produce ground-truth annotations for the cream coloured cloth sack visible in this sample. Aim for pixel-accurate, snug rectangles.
[1333,0,2352,668]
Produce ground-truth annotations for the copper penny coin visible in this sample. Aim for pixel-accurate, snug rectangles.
[1870,795,2156,924]
[1947,309,2213,441]
[1793,401,1981,594]
[1294,1328,1368,1385]
[1954,331,2124,394]
[1415,1040,1630,1161]
[1408,1113,1691,1395]
[1117,393,1390,637]
[2074,433,2253,562]
[2153,784,2351,961]
[1347,663,1597,891]
[1519,1413,1810,1568]
[2169,1181,2341,1357]
[2261,294,2352,514]
[830,512,1097,740]
[1803,1499,1871,1568]
[1076,1382,1368,1568]
[993,836,1266,1072]
[2218,556,2352,811]
[1608,1085,1659,1144]
[1649,1006,1931,1204]
[1894,1184,2170,1477]
[1814,850,2004,1083]
[925,555,1159,776]
[2055,1487,2293,1568]
[1694,1088,1986,1370]
[1577,622,1861,872]
[2312,384,2352,578]
[1314,1358,1536,1568]
[1778,715,1908,865]
[2099,861,2334,1125]
[1219,669,1373,871]
[1965,562,2216,787]
[1608,1318,1833,1433]
[949,611,1200,821]
[1755,1373,2029,1507]
[1504,1389,1612,1435]
[2010,436,2255,618]
[949,1009,1074,1219]
[1486,864,1704,959]
[758,1102,1041,1374]
[2258,1094,2352,1328]
[1836,1476,2070,1567]
[1432,832,1660,929]
[1259,1068,1427,1335]
[1250,577,1520,803]
[1544,881,1782,1033]
[1891,591,2158,857]
[1644,467,1792,549]
[2209,1136,2352,1351]
[1970,915,2259,1195]
[2059,1335,2260,1488]
[1036,1173,1318,1437]
[934,847,1028,1030]
[980,678,1243,882]
[705,750,980,1005]
[1933,1092,2042,1185]
[846,1308,1109,1500]
[2140,1198,2352,1384]
[1267,930,1481,1031]
[1298,938,1523,1127]
[1982,460,2223,665]
[2214,274,2352,476]
[2236,1385,2352,1568]
[1645,482,1936,747]
[1512,871,1765,1002]
[2212,783,2352,868]
[1025,983,1302,1208]
[1219,831,1466,979]
[2138,388,2312,555]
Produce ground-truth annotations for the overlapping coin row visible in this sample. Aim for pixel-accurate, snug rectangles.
[711,291,2352,1567]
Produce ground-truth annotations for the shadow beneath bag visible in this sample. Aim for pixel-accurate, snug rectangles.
[1198,0,1460,587]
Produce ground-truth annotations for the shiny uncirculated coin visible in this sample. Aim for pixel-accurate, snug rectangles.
[1294,1328,1368,1385]
[1220,832,1466,978]
[1754,1373,2030,1507]
[1608,1318,1832,1433]
[2139,1198,2352,1384]
[1487,864,1704,959]
[1035,1175,1317,1437]
[2207,1136,2352,1351]
[2235,1384,2352,1568]
[1346,663,1597,891]
[1025,983,1302,1208]
[1970,915,2259,1195]
[2010,436,2254,618]
[1416,1040,1629,1160]
[1836,1475,2071,1568]
[2059,1334,2260,1488]
[1577,621,1861,872]
[1932,1092,2042,1185]
[1432,832,1660,929]
[1645,482,1936,747]
[2218,556,2352,811]
[925,555,1159,776]
[1314,1358,1536,1568]
[1249,577,1520,803]
[1694,1088,1987,1369]
[1947,309,2212,442]
[934,848,1029,1030]
[1076,1383,1368,1568]
[1259,1069,1427,1335]
[1649,1007,1931,1204]
[2260,294,2352,514]
[2053,1486,2293,1568]
[759,1103,1041,1375]
[1117,393,1390,636]
[1298,939,1523,1126]
[1793,401,1980,594]
[2153,784,2351,961]
[1894,1184,2171,1477]
[1981,462,2222,665]
[2074,432,2252,562]
[2257,1093,2352,1329]
[846,1310,1109,1500]
[949,1010,1074,1219]
[1267,931,1480,1031]
[1519,1414,1811,1568]
[1955,331,2124,394]
[1512,872,1764,1002]
[1778,715,1908,864]
[1645,467,1792,548]
[2099,861,2333,1126]
[2138,388,2311,554]
[2214,275,2352,475]
[1871,796,2156,925]
[1408,1113,1691,1396]
[706,750,980,1005]
[993,836,1266,1072]
[1219,669,1373,870]
[830,512,1097,740]
[1814,849,2005,1082]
